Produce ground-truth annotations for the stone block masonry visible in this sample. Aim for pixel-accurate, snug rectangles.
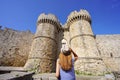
[24,13,62,73]
[0,27,33,66]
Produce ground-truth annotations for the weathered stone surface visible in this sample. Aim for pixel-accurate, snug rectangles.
[0,71,34,80]
[65,10,107,75]
[33,73,57,80]
[112,71,120,80]
[24,14,62,73]
[0,66,27,74]
[0,27,33,66]
[76,75,115,80]
[0,66,25,71]
[33,73,115,80]
[96,35,120,72]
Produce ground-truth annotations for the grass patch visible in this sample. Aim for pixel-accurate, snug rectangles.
[75,70,111,76]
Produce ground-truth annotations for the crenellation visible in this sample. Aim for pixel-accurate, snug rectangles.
[37,13,61,28]
[67,9,91,26]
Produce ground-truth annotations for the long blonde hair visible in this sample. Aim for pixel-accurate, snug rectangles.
[59,52,72,71]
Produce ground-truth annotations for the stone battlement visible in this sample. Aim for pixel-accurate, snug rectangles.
[37,13,62,31]
[67,9,91,26]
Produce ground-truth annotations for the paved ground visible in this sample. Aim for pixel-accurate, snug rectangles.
[0,67,117,80]
[33,73,115,80]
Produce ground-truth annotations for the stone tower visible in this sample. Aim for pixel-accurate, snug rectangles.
[64,9,107,75]
[24,13,61,73]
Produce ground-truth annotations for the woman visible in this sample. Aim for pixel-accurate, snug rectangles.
[56,39,78,80]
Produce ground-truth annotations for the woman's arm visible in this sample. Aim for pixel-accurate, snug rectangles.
[55,59,60,78]
[70,48,78,61]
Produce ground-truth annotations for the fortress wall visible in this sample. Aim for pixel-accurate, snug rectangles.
[0,27,33,66]
[96,34,120,71]
[96,34,120,57]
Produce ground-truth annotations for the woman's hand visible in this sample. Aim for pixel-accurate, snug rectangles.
[69,47,72,52]
[69,48,78,61]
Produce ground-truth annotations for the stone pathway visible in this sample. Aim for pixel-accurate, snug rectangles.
[33,73,115,80]
[0,66,118,80]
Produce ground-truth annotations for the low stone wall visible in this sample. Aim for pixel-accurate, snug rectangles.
[0,66,34,80]
[0,71,34,80]
[0,66,25,74]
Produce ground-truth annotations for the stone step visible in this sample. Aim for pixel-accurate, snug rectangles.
[33,73,58,80]
[0,66,26,74]
[0,71,34,80]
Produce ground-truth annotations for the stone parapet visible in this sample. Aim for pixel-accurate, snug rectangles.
[67,9,91,26]
[37,13,62,32]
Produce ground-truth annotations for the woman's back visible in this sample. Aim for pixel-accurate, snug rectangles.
[55,40,78,80]
[59,59,75,80]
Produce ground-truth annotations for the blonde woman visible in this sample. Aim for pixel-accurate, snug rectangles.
[56,39,78,80]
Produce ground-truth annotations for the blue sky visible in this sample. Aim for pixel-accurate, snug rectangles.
[0,0,120,34]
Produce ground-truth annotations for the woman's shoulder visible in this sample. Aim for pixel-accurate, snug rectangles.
[57,58,59,61]
[57,58,60,63]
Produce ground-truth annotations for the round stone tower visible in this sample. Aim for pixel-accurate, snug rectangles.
[24,13,61,73]
[67,9,107,75]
